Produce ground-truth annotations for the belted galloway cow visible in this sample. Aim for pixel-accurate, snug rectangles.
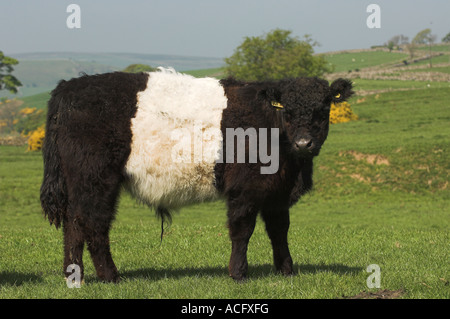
[40,68,353,282]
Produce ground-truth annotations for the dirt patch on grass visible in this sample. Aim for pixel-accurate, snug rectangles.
[345,289,405,299]
[350,173,370,183]
[340,150,390,166]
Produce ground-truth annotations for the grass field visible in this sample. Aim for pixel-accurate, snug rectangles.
[416,44,450,52]
[1,84,448,299]
[20,92,51,110]
[324,51,409,73]
[351,79,450,92]
[404,65,450,75]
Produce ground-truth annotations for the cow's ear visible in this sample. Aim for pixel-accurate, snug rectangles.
[258,87,283,109]
[330,79,354,103]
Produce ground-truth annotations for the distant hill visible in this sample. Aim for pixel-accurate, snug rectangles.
[5,46,449,98]
[9,52,225,97]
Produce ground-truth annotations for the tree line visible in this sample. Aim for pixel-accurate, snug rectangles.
[2,28,450,97]
[385,28,450,58]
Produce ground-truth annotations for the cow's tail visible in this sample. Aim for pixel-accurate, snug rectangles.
[40,83,68,229]
[156,206,172,243]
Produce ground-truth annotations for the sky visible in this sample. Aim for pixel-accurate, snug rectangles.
[1,0,449,58]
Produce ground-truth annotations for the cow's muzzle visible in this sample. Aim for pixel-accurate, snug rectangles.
[293,137,316,156]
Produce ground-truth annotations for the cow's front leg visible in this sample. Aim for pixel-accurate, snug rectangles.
[227,203,258,281]
[261,207,294,276]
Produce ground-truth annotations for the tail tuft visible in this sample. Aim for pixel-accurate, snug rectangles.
[156,207,172,243]
[40,90,68,229]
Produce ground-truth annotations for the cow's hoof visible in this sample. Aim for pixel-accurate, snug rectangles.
[230,273,248,282]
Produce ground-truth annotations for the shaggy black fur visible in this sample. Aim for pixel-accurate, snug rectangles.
[40,71,353,283]
[41,72,148,282]
[216,77,353,280]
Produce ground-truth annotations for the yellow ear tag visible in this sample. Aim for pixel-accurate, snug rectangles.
[335,93,341,99]
[271,101,284,109]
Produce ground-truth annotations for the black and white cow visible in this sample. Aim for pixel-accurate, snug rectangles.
[40,68,353,283]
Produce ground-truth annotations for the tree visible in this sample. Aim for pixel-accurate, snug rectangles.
[399,34,409,45]
[387,41,395,52]
[442,32,450,43]
[387,34,409,50]
[405,42,417,59]
[0,51,22,94]
[224,29,332,81]
[388,35,401,47]
[412,28,436,45]
[412,29,437,67]
[123,64,156,73]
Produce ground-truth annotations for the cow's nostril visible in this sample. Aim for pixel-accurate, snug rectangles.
[295,138,314,151]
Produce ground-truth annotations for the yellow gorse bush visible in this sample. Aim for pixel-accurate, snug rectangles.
[329,101,358,124]
[27,125,45,151]
[0,99,12,105]
[19,107,37,115]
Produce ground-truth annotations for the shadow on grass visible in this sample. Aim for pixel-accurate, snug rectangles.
[120,263,363,281]
[0,272,43,287]
[0,264,363,285]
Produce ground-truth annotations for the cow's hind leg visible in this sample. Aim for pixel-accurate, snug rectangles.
[63,210,85,282]
[65,170,122,283]
[227,200,258,281]
[85,218,119,283]
[83,180,122,283]
[261,208,294,276]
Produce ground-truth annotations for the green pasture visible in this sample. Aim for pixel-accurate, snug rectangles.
[416,44,450,52]
[403,65,450,75]
[411,54,450,66]
[0,84,448,299]
[351,79,450,92]
[19,92,51,110]
[324,51,409,73]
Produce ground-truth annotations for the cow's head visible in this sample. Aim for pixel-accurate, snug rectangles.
[260,77,354,159]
